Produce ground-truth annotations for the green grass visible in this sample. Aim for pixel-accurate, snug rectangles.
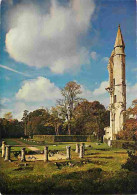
[37,142,110,151]
[0,139,136,194]
[3,139,21,146]
[19,139,42,145]
[0,139,22,153]
[0,138,33,153]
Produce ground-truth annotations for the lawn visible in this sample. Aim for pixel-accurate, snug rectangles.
[3,138,21,146]
[0,139,137,194]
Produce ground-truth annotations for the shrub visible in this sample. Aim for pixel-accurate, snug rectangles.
[122,151,137,171]
[117,118,137,141]
[111,140,135,149]
[121,142,137,171]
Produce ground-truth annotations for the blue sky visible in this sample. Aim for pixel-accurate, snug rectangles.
[0,0,136,120]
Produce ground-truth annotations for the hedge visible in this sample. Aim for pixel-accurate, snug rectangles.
[111,140,135,149]
[33,135,96,142]
[33,135,55,142]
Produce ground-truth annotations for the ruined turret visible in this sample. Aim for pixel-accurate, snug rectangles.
[104,25,126,141]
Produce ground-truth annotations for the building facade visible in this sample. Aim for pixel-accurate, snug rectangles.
[104,25,126,140]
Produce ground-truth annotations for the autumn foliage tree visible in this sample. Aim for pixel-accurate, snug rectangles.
[117,119,137,141]
[26,109,55,136]
[72,101,109,140]
[117,100,137,141]
[4,112,13,120]
[0,81,111,138]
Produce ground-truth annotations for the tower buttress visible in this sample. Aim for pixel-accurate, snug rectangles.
[104,25,126,141]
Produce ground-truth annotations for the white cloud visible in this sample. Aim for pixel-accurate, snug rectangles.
[93,81,108,95]
[0,98,10,105]
[16,76,61,102]
[13,102,37,120]
[80,81,109,107]
[0,76,63,120]
[0,102,38,120]
[102,57,109,62]
[80,85,93,100]
[92,81,109,106]
[5,0,95,74]
[91,51,98,60]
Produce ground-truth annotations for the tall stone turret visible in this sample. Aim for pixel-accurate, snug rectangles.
[104,25,126,141]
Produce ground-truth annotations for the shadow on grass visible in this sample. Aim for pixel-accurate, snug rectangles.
[0,168,102,194]
[87,152,101,155]
[92,156,113,159]
[13,167,33,171]
[95,148,110,151]
[0,168,136,194]
[114,152,126,154]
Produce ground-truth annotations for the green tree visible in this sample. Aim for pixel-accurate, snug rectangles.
[0,118,24,138]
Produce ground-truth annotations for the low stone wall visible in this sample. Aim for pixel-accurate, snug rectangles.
[33,135,96,142]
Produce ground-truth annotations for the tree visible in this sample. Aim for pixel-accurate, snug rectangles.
[22,110,29,136]
[117,119,137,141]
[4,112,12,120]
[57,81,83,135]
[117,100,137,141]
[45,106,63,135]
[73,101,109,140]
[25,109,54,136]
[132,98,137,106]
[0,117,24,138]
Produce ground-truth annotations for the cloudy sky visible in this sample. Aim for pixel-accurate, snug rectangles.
[0,0,136,120]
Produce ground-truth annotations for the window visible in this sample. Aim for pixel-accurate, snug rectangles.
[114,95,116,103]
[113,79,115,85]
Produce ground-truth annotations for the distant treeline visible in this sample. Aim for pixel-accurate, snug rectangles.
[0,118,24,138]
[1,81,136,142]
[0,81,111,141]
[0,100,109,141]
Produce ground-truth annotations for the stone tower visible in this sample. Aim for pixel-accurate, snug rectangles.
[104,25,126,141]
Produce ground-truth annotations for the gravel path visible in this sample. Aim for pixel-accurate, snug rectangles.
[27,147,39,151]
[13,139,28,146]
[25,153,66,161]
[13,139,40,152]
[13,139,66,161]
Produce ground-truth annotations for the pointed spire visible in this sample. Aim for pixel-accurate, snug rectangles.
[114,25,125,48]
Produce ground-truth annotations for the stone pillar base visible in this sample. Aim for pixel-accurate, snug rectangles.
[4,159,12,162]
